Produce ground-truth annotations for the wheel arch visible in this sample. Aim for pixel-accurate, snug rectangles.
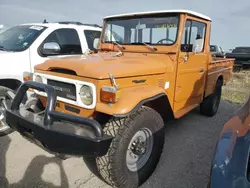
[0,79,28,103]
[214,74,223,92]
[0,79,22,91]
[113,94,174,120]
[217,75,223,84]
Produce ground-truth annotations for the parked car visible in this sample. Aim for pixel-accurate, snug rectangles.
[226,46,250,69]
[208,93,250,188]
[0,21,102,136]
[5,9,235,188]
[210,45,225,58]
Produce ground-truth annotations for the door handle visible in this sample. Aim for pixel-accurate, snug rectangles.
[200,68,205,73]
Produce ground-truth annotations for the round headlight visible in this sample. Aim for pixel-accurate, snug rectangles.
[34,75,43,83]
[80,85,93,105]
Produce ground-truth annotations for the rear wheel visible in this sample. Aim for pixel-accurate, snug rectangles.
[0,86,15,136]
[200,79,222,117]
[85,106,165,188]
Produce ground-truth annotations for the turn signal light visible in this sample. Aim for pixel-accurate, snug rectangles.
[23,71,33,82]
[23,71,34,91]
[100,86,120,103]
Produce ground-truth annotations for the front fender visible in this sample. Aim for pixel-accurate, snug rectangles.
[96,85,166,117]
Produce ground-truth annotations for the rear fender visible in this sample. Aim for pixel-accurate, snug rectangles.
[96,85,166,117]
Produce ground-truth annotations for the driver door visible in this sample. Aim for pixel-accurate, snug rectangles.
[174,19,207,113]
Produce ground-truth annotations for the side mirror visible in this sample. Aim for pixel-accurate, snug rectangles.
[42,42,61,55]
[93,38,100,50]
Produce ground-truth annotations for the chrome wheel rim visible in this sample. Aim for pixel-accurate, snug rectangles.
[0,87,15,132]
[126,128,153,172]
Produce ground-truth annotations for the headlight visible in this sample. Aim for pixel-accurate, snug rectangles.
[80,85,93,105]
[34,75,43,83]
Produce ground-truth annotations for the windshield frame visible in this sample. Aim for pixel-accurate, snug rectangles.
[101,13,180,47]
[0,25,48,52]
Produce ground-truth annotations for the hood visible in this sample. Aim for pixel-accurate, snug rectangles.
[35,52,170,79]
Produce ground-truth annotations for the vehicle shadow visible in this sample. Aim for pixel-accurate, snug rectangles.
[0,135,11,187]
[141,73,243,188]
[0,135,69,188]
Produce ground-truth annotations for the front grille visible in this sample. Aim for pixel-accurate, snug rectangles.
[47,79,76,101]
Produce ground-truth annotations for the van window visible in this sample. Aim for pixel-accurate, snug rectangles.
[42,28,82,55]
[84,30,101,51]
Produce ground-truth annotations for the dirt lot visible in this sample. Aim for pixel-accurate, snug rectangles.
[0,99,242,188]
[222,71,250,104]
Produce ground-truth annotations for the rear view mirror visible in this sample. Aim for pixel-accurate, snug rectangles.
[93,38,100,50]
[42,42,61,55]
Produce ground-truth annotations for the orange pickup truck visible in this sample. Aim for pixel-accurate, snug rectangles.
[5,9,234,188]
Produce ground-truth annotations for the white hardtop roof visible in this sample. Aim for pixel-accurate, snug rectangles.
[104,9,211,21]
[19,22,102,30]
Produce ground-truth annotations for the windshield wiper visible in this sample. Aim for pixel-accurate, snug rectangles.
[131,42,157,51]
[106,41,125,51]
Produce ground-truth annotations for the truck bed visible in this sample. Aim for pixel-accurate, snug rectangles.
[205,57,234,97]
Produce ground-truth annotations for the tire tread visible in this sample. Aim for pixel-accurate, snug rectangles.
[96,106,164,187]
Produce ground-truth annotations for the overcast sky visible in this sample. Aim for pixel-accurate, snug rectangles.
[0,0,249,49]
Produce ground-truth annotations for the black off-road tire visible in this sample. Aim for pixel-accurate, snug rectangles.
[0,124,14,136]
[85,106,165,188]
[0,86,15,136]
[200,79,223,117]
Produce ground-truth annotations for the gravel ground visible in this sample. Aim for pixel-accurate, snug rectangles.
[0,100,242,188]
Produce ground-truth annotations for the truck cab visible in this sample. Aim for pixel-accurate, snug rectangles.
[4,10,234,188]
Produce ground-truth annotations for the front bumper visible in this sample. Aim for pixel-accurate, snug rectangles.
[5,81,113,157]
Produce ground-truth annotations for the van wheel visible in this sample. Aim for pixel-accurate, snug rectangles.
[87,106,165,188]
[200,79,222,117]
[0,86,15,136]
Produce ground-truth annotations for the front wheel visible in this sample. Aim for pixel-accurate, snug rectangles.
[0,86,15,136]
[87,107,165,188]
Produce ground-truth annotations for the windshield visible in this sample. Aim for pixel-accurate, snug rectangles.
[0,25,47,52]
[102,14,179,46]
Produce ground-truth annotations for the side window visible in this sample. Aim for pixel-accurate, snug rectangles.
[112,25,124,43]
[42,28,82,55]
[103,24,124,43]
[84,30,101,51]
[181,20,206,53]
